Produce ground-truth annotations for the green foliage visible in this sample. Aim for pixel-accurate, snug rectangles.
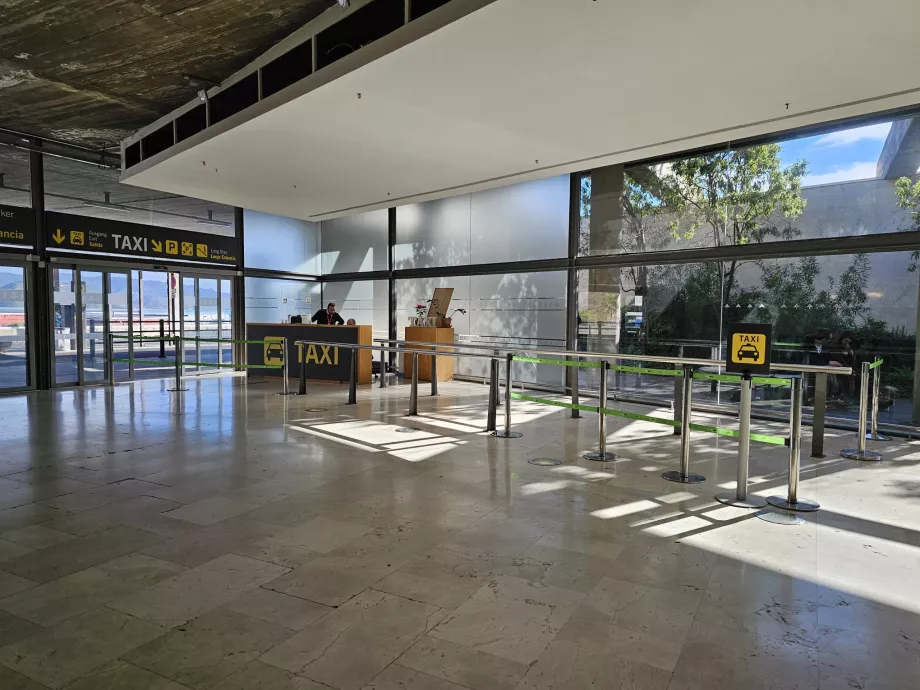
[895,176,920,272]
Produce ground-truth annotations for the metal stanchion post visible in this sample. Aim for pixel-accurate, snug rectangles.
[408,352,418,416]
[867,362,889,441]
[298,344,307,396]
[767,376,820,512]
[570,355,580,420]
[348,346,357,405]
[841,362,882,461]
[168,335,186,392]
[716,373,765,507]
[486,358,498,432]
[673,374,682,436]
[494,352,522,438]
[379,349,387,389]
[663,367,705,484]
[584,361,616,462]
[430,351,438,396]
[106,333,115,383]
[278,340,294,396]
[811,372,827,457]
[159,319,166,358]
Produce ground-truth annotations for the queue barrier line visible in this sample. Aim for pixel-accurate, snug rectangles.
[111,358,282,369]
[110,333,271,345]
[869,358,884,370]
[693,371,793,387]
[610,364,681,377]
[512,356,603,369]
[510,391,599,414]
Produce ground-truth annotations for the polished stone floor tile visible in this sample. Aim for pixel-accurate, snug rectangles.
[0,570,36,599]
[62,660,192,690]
[603,538,719,594]
[516,639,672,690]
[40,496,184,538]
[0,539,33,563]
[124,608,292,689]
[430,575,583,665]
[0,525,75,550]
[163,496,264,527]
[0,553,186,626]
[0,665,51,690]
[397,635,528,690]
[139,517,280,568]
[261,589,445,690]
[0,504,66,534]
[554,615,683,672]
[667,620,819,690]
[263,557,392,607]
[572,575,701,644]
[0,607,165,689]
[266,517,375,553]
[231,540,320,569]
[0,525,164,584]
[0,610,43,648]
[364,663,468,690]
[223,588,333,630]
[221,660,332,690]
[108,553,288,628]
[816,625,920,688]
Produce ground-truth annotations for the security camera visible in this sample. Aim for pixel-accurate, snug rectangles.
[198,89,207,102]
[337,0,349,8]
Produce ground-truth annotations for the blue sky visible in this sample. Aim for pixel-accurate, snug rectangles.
[778,122,891,187]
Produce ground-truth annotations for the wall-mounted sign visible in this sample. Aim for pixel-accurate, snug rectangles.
[0,204,36,249]
[725,323,773,375]
[45,212,239,266]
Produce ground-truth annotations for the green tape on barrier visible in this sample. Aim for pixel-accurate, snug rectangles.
[512,356,602,369]
[694,372,792,387]
[511,392,599,413]
[601,407,681,427]
[752,377,793,387]
[110,334,172,341]
[751,433,789,446]
[610,364,681,377]
[111,359,171,365]
[869,359,883,370]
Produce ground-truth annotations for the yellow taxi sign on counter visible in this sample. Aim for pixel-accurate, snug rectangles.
[726,323,772,375]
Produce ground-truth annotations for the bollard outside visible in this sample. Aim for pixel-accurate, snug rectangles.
[168,335,186,392]
[486,358,498,432]
[408,352,419,416]
[159,319,166,358]
[347,346,357,405]
[584,361,616,462]
[431,350,438,396]
[494,352,522,438]
[663,367,706,484]
[841,362,882,461]
[715,373,766,508]
[867,361,889,441]
[768,376,820,511]
[379,349,387,389]
[298,344,307,395]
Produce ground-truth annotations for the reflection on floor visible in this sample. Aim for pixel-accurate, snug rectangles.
[0,376,918,689]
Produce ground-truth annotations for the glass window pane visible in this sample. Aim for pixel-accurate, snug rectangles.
[52,268,78,384]
[244,209,319,274]
[322,280,389,339]
[321,210,388,274]
[0,264,28,389]
[133,271,176,380]
[395,195,471,270]
[244,277,318,325]
[81,271,105,383]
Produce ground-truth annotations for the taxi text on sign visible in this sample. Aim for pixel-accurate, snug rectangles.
[725,323,773,376]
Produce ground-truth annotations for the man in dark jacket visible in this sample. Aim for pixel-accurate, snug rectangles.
[311,302,344,325]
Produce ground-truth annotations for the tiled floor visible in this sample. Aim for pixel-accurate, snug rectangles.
[0,374,919,689]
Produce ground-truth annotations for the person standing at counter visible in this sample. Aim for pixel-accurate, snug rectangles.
[312,303,345,325]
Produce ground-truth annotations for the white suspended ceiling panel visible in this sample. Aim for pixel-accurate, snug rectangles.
[122,0,920,221]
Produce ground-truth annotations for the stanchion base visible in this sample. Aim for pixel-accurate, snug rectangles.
[866,433,890,441]
[395,428,419,434]
[766,496,820,512]
[583,451,617,462]
[276,392,297,396]
[493,430,523,438]
[529,458,567,466]
[841,449,883,462]
[662,471,706,484]
[756,509,804,525]
[714,493,767,509]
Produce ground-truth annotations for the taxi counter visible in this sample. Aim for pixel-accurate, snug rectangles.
[245,323,372,383]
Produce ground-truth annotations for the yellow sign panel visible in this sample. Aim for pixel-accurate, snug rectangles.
[731,332,766,366]
[151,239,163,252]
[181,241,194,257]
[70,230,84,246]
[165,240,179,255]
[301,343,338,366]
[264,336,285,366]
[196,243,208,258]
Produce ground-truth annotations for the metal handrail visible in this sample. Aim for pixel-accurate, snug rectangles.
[374,338,850,376]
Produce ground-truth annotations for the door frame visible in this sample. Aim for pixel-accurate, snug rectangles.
[0,254,36,393]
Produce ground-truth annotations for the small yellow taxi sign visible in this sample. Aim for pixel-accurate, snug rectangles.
[725,324,772,375]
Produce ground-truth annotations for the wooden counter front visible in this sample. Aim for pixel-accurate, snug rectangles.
[245,323,372,384]
[404,327,454,382]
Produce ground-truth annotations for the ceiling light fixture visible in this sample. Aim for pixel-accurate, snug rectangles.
[81,191,132,213]
[196,210,232,227]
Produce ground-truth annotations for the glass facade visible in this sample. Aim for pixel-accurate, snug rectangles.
[322,280,389,338]
[244,209,319,274]
[321,209,388,274]
[244,277,320,325]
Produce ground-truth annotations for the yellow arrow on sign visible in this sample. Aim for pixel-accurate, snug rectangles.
[52,229,65,244]
[151,239,163,252]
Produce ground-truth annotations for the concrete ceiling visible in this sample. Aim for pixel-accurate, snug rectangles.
[0,0,335,147]
[122,0,920,222]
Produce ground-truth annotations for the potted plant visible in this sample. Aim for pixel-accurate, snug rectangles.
[411,303,427,326]
[438,308,466,328]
